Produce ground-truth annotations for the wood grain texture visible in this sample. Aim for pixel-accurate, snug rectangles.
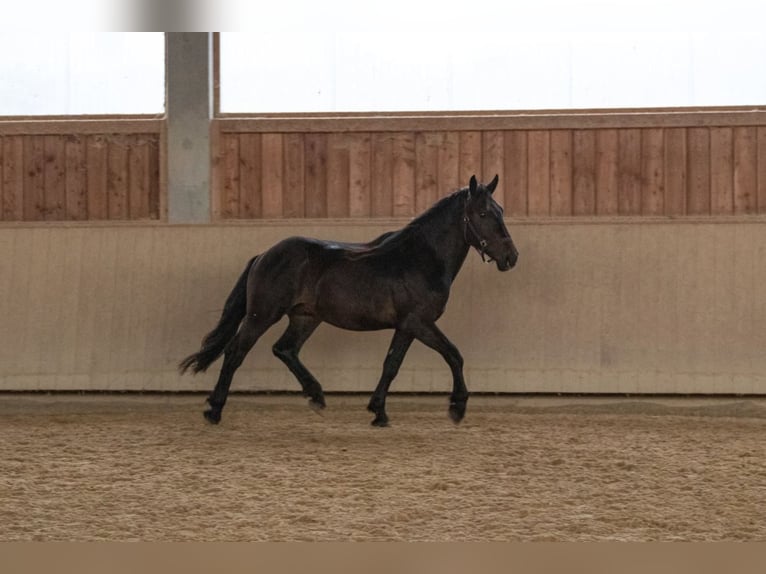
[1,137,24,221]
[686,128,711,215]
[618,129,642,215]
[238,133,262,218]
[527,131,551,216]
[733,127,757,214]
[550,130,573,216]
[664,128,687,216]
[572,130,596,216]
[415,132,439,214]
[641,129,664,215]
[710,127,734,215]
[595,129,619,215]
[504,131,528,216]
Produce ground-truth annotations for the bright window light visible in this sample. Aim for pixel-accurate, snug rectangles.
[220,0,766,113]
[0,33,165,116]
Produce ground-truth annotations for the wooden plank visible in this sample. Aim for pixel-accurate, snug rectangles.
[238,133,263,218]
[277,133,300,218]
[415,132,438,214]
[86,135,109,220]
[0,118,164,136]
[148,137,161,220]
[220,133,241,218]
[2,137,24,221]
[348,133,371,217]
[733,127,757,214]
[595,129,619,215]
[710,127,734,215]
[391,132,415,216]
[759,127,766,214]
[23,136,46,220]
[128,136,151,219]
[43,135,66,220]
[437,131,460,196]
[527,130,550,216]
[641,128,664,215]
[572,130,596,216]
[371,133,393,217]
[549,130,573,215]
[481,131,505,198]
[503,131,528,216]
[209,121,222,220]
[686,128,711,215]
[304,133,328,218]
[663,128,687,216]
[64,135,88,220]
[618,129,642,215]
[459,131,483,186]
[107,137,129,219]
[217,108,766,134]
[327,134,351,218]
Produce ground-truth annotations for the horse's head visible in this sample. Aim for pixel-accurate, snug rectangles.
[463,174,519,272]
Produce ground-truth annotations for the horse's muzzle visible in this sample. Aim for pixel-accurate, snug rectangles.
[496,246,519,272]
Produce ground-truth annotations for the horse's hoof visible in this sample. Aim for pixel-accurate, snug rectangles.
[203,409,221,425]
[448,403,466,425]
[370,415,389,427]
[308,398,326,416]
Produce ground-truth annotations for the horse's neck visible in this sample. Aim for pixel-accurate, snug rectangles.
[416,198,471,283]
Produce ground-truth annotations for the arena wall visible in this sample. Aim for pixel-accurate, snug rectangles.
[2,219,764,394]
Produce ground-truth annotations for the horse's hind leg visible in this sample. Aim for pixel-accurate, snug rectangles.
[367,329,414,427]
[205,313,276,424]
[272,314,325,411]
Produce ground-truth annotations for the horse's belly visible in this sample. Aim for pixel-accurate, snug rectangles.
[314,274,398,331]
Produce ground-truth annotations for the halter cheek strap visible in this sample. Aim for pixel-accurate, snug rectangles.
[462,214,489,262]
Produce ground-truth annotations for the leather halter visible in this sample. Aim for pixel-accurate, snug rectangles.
[462,212,490,262]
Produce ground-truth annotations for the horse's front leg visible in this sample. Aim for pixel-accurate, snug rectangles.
[367,329,413,426]
[406,319,468,424]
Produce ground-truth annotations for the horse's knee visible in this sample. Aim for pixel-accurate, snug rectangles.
[272,344,292,361]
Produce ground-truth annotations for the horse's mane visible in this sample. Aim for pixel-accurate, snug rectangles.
[344,187,467,261]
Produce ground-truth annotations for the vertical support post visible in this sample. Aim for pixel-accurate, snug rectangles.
[165,32,213,222]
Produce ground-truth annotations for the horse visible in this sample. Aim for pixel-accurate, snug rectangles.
[179,174,519,426]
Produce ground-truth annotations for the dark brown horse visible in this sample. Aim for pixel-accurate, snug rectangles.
[179,175,518,426]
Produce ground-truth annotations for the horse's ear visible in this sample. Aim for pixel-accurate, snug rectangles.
[469,175,478,196]
[487,174,499,194]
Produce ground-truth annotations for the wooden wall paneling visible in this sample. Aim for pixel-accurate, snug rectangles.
[527,130,551,216]
[327,133,351,217]
[663,128,687,216]
[279,133,301,218]
[86,135,108,220]
[209,122,222,220]
[759,127,766,214]
[2,137,24,221]
[503,130,528,216]
[0,138,3,220]
[710,127,734,215]
[481,131,505,203]
[550,130,573,215]
[459,131,483,188]
[107,136,130,219]
[641,128,665,215]
[733,127,757,214]
[415,132,439,214]
[220,133,241,218]
[148,136,161,219]
[23,136,45,220]
[595,129,619,215]
[437,131,460,196]
[304,133,328,218]
[391,132,415,217]
[64,135,88,220]
[686,127,711,215]
[617,129,642,215]
[127,136,151,219]
[572,130,596,216]
[238,133,263,218]
[43,135,66,220]
[347,133,371,217]
[371,133,393,216]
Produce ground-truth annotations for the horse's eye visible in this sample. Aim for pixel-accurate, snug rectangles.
[479,212,487,218]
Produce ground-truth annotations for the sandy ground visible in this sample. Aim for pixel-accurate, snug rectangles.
[0,393,764,542]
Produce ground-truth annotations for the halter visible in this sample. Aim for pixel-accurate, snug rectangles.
[462,212,490,262]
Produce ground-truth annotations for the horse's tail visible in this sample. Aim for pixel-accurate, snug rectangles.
[178,255,258,375]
